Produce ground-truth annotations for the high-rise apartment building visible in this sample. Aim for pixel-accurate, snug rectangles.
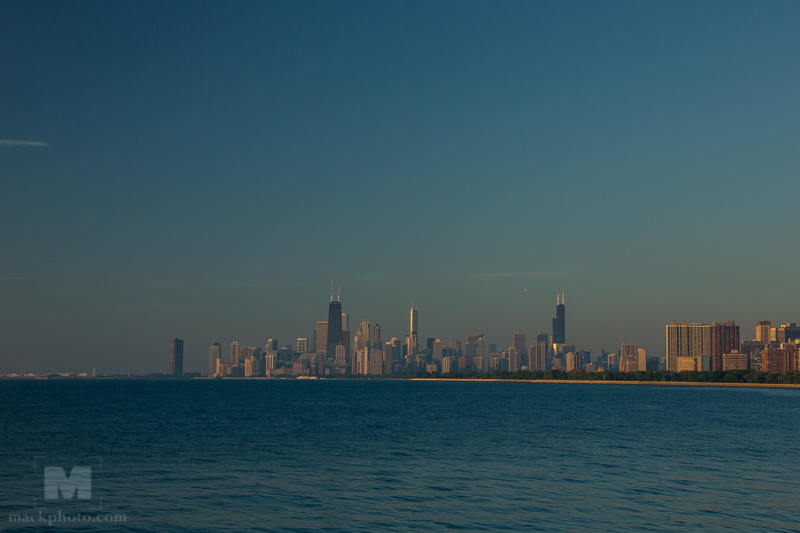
[297,338,308,354]
[342,329,350,363]
[316,321,328,354]
[761,348,798,374]
[552,294,565,347]
[391,338,402,365]
[722,352,748,370]
[637,348,647,372]
[666,322,689,372]
[208,342,221,376]
[465,342,478,362]
[756,321,771,342]
[373,324,381,350]
[448,341,461,357]
[508,347,519,372]
[170,338,184,376]
[762,348,798,374]
[359,319,370,375]
[369,341,383,375]
[740,340,774,372]
[712,321,739,371]
[466,334,485,371]
[513,333,526,360]
[432,339,443,361]
[620,342,638,373]
[529,341,547,371]
[666,322,711,372]
[566,352,580,372]
[777,323,800,343]
[383,342,393,374]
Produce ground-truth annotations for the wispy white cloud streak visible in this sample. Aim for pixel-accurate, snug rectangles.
[0,140,49,147]
[476,271,575,279]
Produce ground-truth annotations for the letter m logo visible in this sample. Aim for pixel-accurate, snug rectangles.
[44,467,92,500]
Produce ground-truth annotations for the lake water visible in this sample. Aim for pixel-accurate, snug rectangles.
[1,379,799,531]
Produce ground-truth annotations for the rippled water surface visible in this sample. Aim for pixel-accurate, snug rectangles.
[1,380,799,531]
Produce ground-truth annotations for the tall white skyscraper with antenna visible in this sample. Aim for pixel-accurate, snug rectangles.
[408,303,419,363]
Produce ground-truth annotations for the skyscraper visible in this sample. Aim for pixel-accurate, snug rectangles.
[465,334,485,371]
[432,339,443,361]
[529,341,547,371]
[229,341,240,365]
[712,321,739,371]
[777,323,800,343]
[513,333,526,363]
[326,298,343,359]
[666,321,711,372]
[316,321,328,354]
[620,342,638,372]
[408,305,419,361]
[208,342,221,376]
[297,338,308,354]
[335,345,346,368]
[373,324,381,350]
[358,319,371,375]
[383,342,393,374]
[508,347,519,372]
[342,329,350,365]
[170,338,184,376]
[369,337,383,375]
[756,321,771,342]
[552,294,565,345]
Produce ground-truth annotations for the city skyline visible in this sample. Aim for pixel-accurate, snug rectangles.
[9,289,799,376]
[2,2,800,374]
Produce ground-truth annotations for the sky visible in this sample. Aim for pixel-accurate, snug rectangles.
[1,0,799,374]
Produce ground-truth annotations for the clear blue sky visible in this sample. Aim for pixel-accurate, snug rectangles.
[2,1,799,374]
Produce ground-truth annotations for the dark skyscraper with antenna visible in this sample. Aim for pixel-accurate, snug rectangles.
[552,293,565,345]
[326,286,343,359]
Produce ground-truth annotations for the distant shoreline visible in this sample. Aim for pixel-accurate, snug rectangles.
[410,378,800,389]
[2,376,799,389]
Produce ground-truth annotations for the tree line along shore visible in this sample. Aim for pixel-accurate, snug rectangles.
[402,368,800,386]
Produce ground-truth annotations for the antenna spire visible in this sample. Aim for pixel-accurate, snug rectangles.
[331,280,333,302]
[337,286,340,302]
